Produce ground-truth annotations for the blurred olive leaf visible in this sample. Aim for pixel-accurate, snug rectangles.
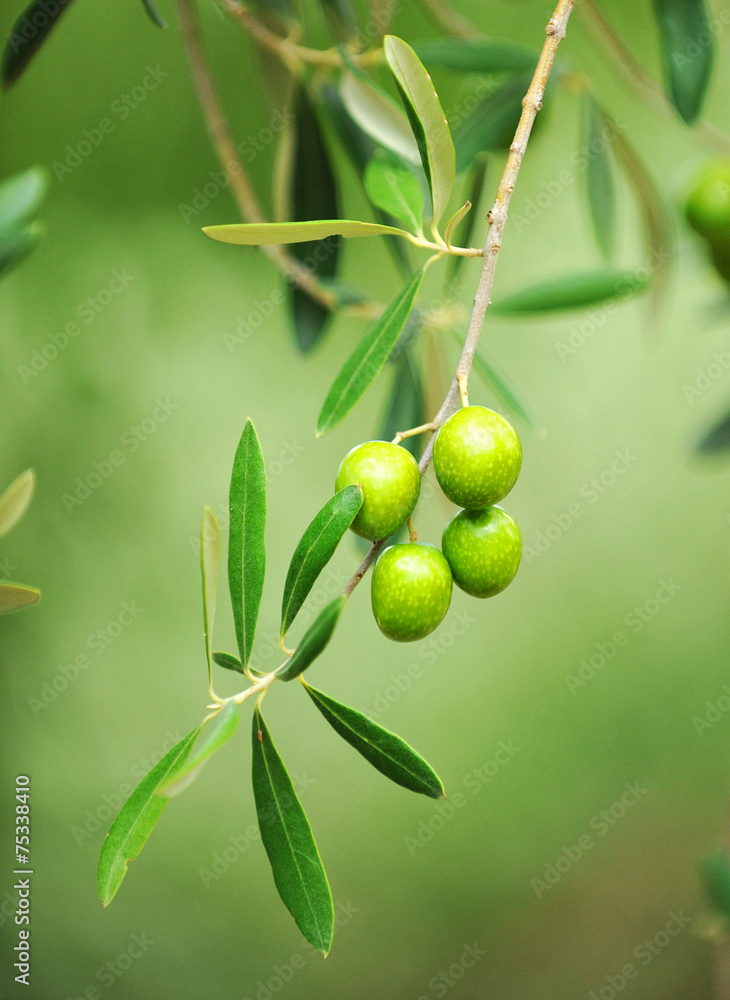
[582,93,615,260]
[0,582,40,614]
[413,37,538,75]
[703,852,730,918]
[452,72,534,173]
[492,269,649,315]
[2,0,76,88]
[0,223,42,278]
[364,150,423,234]
[316,266,425,435]
[141,0,167,28]
[0,468,35,539]
[384,35,455,230]
[0,167,48,239]
[469,345,544,434]
[203,220,409,245]
[302,681,445,797]
[281,487,363,639]
[447,157,487,282]
[229,419,266,668]
[653,0,714,125]
[213,651,246,674]
[97,726,201,906]
[158,701,238,798]
[319,0,358,40]
[277,595,346,681]
[696,406,730,455]
[380,350,425,459]
[252,708,334,954]
[443,200,471,249]
[340,70,420,166]
[200,506,220,689]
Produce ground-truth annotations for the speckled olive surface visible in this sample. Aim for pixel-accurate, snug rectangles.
[442,506,521,598]
[371,543,453,642]
[433,405,521,510]
[335,441,421,541]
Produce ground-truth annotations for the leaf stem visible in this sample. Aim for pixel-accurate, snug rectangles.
[392,421,437,445]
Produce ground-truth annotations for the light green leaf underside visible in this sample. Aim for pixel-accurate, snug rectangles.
[340,70,420,165]
[0,468,35,538]
[158,701,238,798]
[0,582,40,614]
[203,219,409,246]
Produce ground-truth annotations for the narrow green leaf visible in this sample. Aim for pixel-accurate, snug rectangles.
[303,681,444,798]
[158,701,238,798]
[469,346,544,435]
[0,468,35,538]
[141,0,167,28]
[453,73,533,172]
[281,488,363,638]
[582,94,615,260]
[229,420,266,667]
[97,727,201,906]
[0,222,42,278]
[316,267,425,435]
[696,407,730,455]
[2,0,76,89]
[654,0,714,125]
[203,219,409,246]
[492,269,650,315]
[364,151,423,234]
[443,200,471,249]
[703,852,730,918]
[340,71,420,166]
[0,582,40,614]
[289,88,340,353]
[200,507,220,690]
[380,350,426,459]
[252,708,334,954]
[319,0,358,40]
[0,168,48,239]
[277,596,346,682]
[384,35,455,229]
[213,651,246,674]
[413,37,538,75]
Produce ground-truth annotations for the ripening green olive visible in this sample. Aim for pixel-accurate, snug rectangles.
[441,506,521,598]
[371,543,452,642]
[335,441,420,541]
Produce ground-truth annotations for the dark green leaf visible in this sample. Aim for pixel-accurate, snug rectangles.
[364,150,423,234]
[303,681,444,798]
[2,0,76,89]
[469,346,544,434]
[213,651,246,674]
[277,596,346,681]
[582,93,615,260]
[654,0,714,124]
[413,37,538,75]
[453,72,533,173]
[229,420,266,667]
[696,406,730,455]
[281,489,363,638]
[0,581,40,614]
[0,167,48,240]
[703,852,730,917]
[252,708,334,954]
[97,727,201,906]
[319,0,358,40]
[0,222,42,278]
[380,350,425,459]
[491,269,650,315]
[384,35,455,230]
[159,701,238,798]
[316,267,425,435]
[141,0,167,28]
[290,88,339,353]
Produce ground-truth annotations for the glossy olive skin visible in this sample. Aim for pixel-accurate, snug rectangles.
[335,441,420,541]
[433,406,521,510]
[686,162,730,242]
[442,506,521,598]
[371,543,453,642]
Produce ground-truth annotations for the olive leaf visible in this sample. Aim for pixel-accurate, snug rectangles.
[229,420,266,668]
[384,35,455,231]
[0,582,40,614]
[491,269,650,315]
[141,0,167,28]
[443,200,472,250]
[2,0,76,88]
[158,701,239,798]
[413,37,538,75]
[0,223,42,278]
[364,151,423,235]
[203,219,410,245]
[277,596,346,682]
[447,158,487,283]
[453,72,534,172]
[319,0,358,40]
[302,682,445,798]
[213,651,246,674]
[0,168,48,239]
[281,487,363,639]
[316,267,425,436]
[200,507,220,690]
[469,346,544,435]
[0,468,36,538]
[340,70,420,166]
[97,727,201,906]
[654,0,714,125]
[380,350,426,459]
[696,406,730,455]
[252,708,334,954]
[582,93,615,260]
[703,852,730,918]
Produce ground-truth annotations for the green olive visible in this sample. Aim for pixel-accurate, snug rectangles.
[371,543,453,642]
[335,441,420,541]
[441,506,521,598]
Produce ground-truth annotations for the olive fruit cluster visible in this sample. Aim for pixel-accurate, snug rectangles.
[335,405,523,644]
[686,161,730,284]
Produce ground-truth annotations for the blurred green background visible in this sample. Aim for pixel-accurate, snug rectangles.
[2,0,730,997]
